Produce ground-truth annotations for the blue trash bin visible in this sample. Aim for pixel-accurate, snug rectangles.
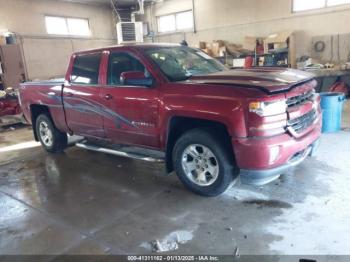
[320,92,345,133]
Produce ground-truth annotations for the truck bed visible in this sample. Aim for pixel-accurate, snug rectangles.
[19,78,68,132]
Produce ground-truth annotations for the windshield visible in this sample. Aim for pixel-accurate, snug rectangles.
[145,46,228,82]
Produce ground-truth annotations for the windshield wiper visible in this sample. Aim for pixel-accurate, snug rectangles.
[172,75,193,82]
[185,74,193,80]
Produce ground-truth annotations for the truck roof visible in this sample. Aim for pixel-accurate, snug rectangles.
[69,44,315,95]
[73,43,181,55]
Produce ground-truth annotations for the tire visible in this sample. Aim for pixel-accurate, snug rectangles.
[35,114,67,153]
[173,128,239,197]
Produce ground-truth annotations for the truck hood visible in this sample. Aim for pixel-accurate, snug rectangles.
[184,68,315,94]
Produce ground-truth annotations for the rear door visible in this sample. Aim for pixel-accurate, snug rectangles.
[99,51,160,148]
[63,52,105,138]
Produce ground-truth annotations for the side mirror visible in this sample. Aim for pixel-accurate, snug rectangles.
[120,71,153,87]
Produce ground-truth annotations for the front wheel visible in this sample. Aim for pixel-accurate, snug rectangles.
[173,128,239,197]
[36,114,67,153]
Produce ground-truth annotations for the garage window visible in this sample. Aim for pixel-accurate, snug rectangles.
[293,0,350,12]
[327,0,350,6]
[157,11,194,33]
[45,16,91,36]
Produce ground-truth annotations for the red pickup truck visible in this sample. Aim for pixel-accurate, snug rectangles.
[19,44,322,196]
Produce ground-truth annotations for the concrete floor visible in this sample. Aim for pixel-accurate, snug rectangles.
[0,102,349,259]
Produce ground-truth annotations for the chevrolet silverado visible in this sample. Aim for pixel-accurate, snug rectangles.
[19,44,322,196]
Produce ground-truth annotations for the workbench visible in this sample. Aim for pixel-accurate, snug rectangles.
[305,69,350,93]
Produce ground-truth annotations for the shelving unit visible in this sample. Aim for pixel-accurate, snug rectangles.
[0,44,26,90]
[254,50,290,67]
[228,32,296,69]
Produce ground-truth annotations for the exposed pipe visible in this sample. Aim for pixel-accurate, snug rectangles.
[110,0,121,22]
[16,34,29,81]
[192,0,197,33]
[135,0,145,14]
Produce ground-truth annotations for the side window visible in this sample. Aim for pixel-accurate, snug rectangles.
[70,53,101,85]
[107,52,146,85]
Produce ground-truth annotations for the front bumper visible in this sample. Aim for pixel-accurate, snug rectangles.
[239,139,320,185]
[232,118,322,186]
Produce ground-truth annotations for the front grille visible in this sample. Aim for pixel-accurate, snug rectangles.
[286,90,315,108]
[288,109,317,134]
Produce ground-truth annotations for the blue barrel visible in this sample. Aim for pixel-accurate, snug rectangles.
[320,92,345,133]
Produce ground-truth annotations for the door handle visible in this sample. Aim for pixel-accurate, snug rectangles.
[65,92,74,97]
[104,94,113,100]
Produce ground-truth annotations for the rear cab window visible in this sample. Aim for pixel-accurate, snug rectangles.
[70,53,102,85]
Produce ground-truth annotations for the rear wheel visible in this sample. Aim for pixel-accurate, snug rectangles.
[173,128,239,197]
[36,114,67,153]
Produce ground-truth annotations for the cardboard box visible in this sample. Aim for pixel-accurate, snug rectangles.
[0,36,6,45]
[218,46,226,57]
[244,36,257,51]
[199,41,207,49]
[225,43,254,57]
[225,43,243,56]
[211,43,220,57]
[211,40,225,57]
[202,48,213,57]
[214,40,225,47]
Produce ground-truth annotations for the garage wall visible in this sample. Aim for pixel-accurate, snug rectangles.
[144,0,350,58]
[0,0,117,80]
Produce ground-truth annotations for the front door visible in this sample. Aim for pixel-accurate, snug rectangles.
[63,52,105,138]
[99,51,159,148]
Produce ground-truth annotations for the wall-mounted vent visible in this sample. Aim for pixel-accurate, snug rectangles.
[117,22,143,44]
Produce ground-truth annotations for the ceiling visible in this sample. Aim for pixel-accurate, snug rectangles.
[58,0,157,7]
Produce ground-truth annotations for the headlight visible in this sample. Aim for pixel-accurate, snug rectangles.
[249,100,287,116]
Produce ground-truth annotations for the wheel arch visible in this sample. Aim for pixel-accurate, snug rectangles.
[30,104,52,141]
[165,116,234,173]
